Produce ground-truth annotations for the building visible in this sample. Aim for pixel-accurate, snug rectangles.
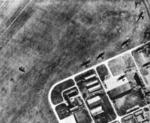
[91,106,104,117]
[108,82,132,99]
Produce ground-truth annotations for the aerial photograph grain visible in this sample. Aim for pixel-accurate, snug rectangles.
[0,0,150,123]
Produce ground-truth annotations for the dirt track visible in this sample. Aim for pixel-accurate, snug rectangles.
[0,0,149,123]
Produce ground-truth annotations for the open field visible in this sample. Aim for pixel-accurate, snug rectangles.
[0,0,150,123]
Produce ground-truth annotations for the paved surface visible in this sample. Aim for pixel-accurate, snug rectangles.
[49,41,150,123]
[0,0,150,123]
